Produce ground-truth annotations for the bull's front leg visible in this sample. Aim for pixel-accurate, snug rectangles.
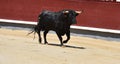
[63,30,70,43]
[56,31,63,46]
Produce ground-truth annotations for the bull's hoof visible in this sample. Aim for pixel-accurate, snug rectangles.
[39,42,42,44]
[61,45,65,48]
[63,40,68,43]
[60,43,64,47]
[60,44,66,48]
[44,42,48,44]
[39,39,42,44]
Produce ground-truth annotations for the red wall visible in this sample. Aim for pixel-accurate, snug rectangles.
[0,0,42,21]
[0,0,120,30]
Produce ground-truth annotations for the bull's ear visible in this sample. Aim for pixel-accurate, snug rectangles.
[63,11,69,17]
[63,11,69,14]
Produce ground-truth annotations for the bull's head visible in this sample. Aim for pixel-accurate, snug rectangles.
[62,10,82,24]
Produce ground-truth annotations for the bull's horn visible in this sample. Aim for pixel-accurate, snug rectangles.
[75,11,82,14]
[63,11,69,13]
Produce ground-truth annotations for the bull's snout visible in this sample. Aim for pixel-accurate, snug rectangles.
[72,18,77,24]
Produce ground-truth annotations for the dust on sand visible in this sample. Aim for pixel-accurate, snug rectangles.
[0,28,120,64]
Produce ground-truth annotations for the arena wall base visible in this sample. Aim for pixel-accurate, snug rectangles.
[0,19,120,38]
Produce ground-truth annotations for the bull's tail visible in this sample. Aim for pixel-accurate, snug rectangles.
[27,13,42,40]
[27,25,39,40]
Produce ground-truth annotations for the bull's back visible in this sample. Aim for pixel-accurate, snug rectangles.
[38,11,57,30]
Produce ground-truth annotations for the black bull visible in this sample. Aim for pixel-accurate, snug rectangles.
[29,10,82,46]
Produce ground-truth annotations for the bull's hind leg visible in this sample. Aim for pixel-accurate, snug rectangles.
[43,30,49,44]
[37,30,42,44]
[56,31,63,46]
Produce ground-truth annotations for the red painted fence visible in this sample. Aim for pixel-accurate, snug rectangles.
[0,0,120,30]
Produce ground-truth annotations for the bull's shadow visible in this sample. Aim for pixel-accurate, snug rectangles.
[47,43,86,49]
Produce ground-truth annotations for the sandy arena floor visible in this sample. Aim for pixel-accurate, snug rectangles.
[0,28,120,64]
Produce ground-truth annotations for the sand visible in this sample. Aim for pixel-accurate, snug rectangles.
[0,28,120,64]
